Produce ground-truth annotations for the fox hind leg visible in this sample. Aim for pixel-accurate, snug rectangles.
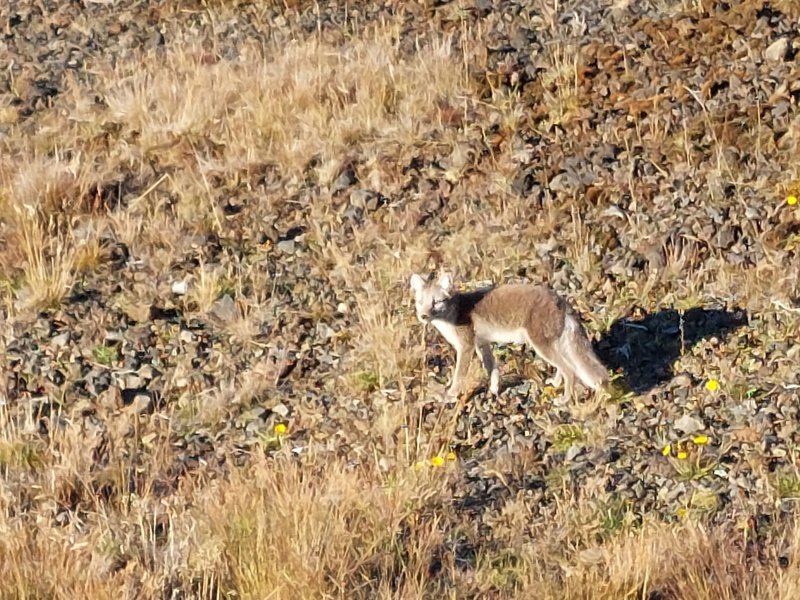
[476,343,500,395]
[526,334,577,402]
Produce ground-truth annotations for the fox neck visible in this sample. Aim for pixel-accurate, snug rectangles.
[429,287,491,326]
[429,316,464,348]
[429,295,461,324]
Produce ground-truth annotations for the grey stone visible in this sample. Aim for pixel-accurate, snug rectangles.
[276,239,296,254]
[211,295,237,322]
[674,414,704,435]
[548,172,580,194]
[765,37,788,62]
[272,402,290,418]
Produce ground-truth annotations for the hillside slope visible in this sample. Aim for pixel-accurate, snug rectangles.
[2,1,800,598]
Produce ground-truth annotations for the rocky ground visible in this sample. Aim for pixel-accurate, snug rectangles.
[2,0,800,598]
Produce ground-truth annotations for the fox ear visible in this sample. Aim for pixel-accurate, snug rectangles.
[438,273,453,292]
[410,274,425,293]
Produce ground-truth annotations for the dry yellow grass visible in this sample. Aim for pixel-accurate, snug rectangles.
[3,435,800,599]
[2,2,800,599]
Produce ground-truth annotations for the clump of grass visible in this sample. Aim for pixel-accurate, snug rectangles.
[93,344,118,366]
[604,373,634,403]
[544,465,570,492]
[73,236,104,275]
[550,424,586,453]
[13,213,76,311]
[539,42,582,130]
[685,488,721,517]
[598,496,634,540]
[773,470,800,500]
[187,263,224,314]
[475,550,527,592]
[351,369,380,393]
[0,440,43,472]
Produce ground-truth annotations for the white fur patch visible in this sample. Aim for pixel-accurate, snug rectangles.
[473,320,529,345]
[431,319,465,349]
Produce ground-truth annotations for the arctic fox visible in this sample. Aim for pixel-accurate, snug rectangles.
[410,273,608,400]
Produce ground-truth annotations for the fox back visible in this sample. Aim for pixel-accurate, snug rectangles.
[412,274,564,346]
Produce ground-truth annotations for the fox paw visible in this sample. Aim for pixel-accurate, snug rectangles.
[547,372,563,387]
[489,372,500,396]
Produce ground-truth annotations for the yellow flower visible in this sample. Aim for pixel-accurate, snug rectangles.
[414,461,425,471]
[692,435,709,445]
[541,385,557,398]
[274,423,287,435]
[446,451,457,461]
[705,379,719,392]
[788,195,798,206]
[677,451,688,460]
[430,455,445,467]
[662,445,671,456]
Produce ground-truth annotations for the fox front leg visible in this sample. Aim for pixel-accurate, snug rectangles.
[446,346,472,400]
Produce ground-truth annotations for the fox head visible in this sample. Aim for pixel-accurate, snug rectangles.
[409,273,452,323]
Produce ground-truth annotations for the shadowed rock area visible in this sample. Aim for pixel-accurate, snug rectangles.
[597,307,750,393]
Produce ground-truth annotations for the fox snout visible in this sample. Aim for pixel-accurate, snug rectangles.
[415,306,432,323]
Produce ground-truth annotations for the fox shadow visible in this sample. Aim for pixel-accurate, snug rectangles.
[594,306,749,394]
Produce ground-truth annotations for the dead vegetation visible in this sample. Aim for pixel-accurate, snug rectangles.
[2,0,800,598]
